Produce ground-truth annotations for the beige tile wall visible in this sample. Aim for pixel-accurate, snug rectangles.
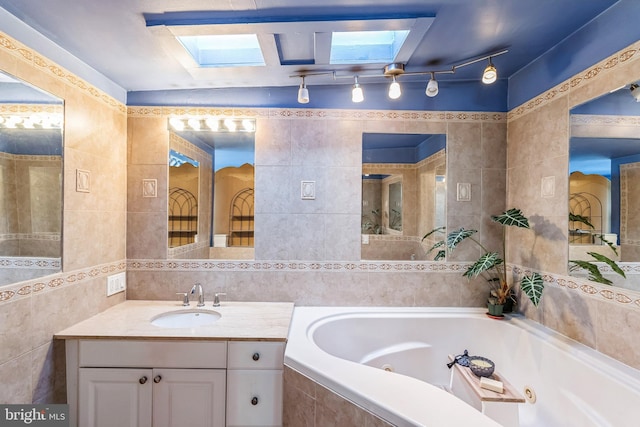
[0,33,127,403]
[508,40,640,369]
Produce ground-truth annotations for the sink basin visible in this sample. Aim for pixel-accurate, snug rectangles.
[151,309,221,328]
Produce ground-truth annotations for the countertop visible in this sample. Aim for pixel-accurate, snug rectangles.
[54,300,295,342]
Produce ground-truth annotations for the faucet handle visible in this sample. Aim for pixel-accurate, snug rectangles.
[176,292,189,306]
[213,292,226,307]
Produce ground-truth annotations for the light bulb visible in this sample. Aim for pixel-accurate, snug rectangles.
[298,77,309,104]
[169,117,184,131]
[426,74,438,97]
[205,117,219,131]
[298,86,309,104]
[352,79,364,103]
[482,61,497,84]
[388,76,401,99]
[187,118,201,130]
[224,118,237,132]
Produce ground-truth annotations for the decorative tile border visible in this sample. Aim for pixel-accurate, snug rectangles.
[126,259,640,311]
[0,256,60,269]
[0,259,126,304]
[0,32,124,114]
[508,40,640,121]
[129,105,507,123]
[572,114,640,127]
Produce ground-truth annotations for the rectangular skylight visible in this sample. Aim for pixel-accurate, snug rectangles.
[330,30,410,64]
[177,34,265,67]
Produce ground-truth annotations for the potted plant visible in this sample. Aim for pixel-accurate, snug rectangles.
[423,208,544,315]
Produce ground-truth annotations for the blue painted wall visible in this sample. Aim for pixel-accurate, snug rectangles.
[509,0,640,110]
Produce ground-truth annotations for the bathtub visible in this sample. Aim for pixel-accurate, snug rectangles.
[284,307,640,427]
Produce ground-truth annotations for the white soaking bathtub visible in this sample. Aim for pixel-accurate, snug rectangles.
[284,307,640,427]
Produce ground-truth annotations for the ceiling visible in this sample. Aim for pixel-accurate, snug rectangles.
[0,0,620,93]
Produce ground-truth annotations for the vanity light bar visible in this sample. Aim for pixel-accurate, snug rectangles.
[169,117,256,133]
[0,113,63,129]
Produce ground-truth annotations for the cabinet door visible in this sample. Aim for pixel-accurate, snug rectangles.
[226,370,283,427]
[79,368,153,427]
[152,369,226,427]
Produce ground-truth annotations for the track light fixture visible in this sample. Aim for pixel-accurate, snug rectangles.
[426,72,438,97]
[290,49,507,103]
[297,76,309,104]
[482,57,497,84]
[631,83,640,102]
[352,76,364,103]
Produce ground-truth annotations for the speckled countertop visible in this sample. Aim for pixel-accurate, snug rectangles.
[55,300,295,341]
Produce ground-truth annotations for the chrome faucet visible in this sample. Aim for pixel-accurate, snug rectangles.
[190,283,205,307]
[213,292,226,307]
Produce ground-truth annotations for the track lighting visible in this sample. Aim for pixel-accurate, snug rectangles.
[297,76,309,104]
[426,72,438,97]
[630,83,640,102]
[482,58,497,84]
[388,75,401,99]
[290,49,507,102]
[352,76,364,103]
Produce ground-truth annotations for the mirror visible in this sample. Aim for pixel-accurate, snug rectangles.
[0,71,64,286]
[569,80,640,288]
[361,133,446,260]
[169,149,200,248]
[168,117,255,259]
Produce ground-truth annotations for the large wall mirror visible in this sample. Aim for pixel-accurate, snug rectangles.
[569,80,640,290]
[0,71,64,286]
[167,117,255,260]
[361,132,446,260]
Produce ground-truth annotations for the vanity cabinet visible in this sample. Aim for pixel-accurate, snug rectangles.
[65,339,284,427]
[226,342,285,427]
[79,368,225,427]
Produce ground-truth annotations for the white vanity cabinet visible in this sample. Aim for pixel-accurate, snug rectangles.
[66,340,228,427]
[78,368,226,427]
[226,342,285,427]
[65,339,285,427]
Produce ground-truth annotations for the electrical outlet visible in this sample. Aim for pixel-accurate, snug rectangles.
[107,272,126,296]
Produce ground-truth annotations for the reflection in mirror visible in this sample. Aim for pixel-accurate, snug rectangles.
[570,81,640,289]
[361,133,446,260]
[168,117,255,260]
[169,149,199,248]
[0,71,64,286]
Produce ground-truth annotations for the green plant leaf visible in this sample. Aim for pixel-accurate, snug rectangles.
[434,249,446,261]
[569,260,613,285]
[426,240,446,256]
[521,272,544,307]
[569,213,594,229]
[446,228,477,251]
[422,226,445,241]
[587,252,626,279]
[463,252,502,278]
[491,208,530,228]
[592,234,619,256]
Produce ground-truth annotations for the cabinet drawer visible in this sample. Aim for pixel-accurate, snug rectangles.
[227,341,285,369]
[226,370,282,427]
[79,340,227,368]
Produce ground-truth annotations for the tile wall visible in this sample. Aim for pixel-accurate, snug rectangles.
[0,33,127,403]
[508,40,640,369]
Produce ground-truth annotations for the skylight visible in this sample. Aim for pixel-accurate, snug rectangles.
[177,34,265,67]
[330,30,410,65]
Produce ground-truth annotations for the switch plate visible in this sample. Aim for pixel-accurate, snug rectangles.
[107,272,126,296]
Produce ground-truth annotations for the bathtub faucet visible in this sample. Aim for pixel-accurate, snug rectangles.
[190,283,205,307]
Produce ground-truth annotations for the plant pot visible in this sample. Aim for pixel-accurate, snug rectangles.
[487,302,504,317]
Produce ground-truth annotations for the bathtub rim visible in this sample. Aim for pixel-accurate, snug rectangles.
[284,306,640,427]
